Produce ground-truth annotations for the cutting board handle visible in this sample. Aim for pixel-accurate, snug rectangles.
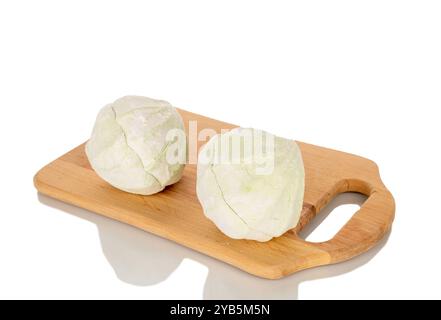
[304,164,395,264]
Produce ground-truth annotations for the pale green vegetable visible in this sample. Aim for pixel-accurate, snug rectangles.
[196,128,304,242]
[86,96,185,195]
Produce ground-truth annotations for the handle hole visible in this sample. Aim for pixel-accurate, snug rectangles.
[298,192,367,243]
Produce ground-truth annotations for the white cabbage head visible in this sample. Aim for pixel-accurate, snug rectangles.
[196,128,304,242]
[86,96,186,195]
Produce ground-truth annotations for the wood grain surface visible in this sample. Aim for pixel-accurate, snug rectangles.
[34,109,395,279]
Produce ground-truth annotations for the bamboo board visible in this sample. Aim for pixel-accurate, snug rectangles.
[34,109,395,279]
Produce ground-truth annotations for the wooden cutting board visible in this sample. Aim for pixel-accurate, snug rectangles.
[34,109,395,279]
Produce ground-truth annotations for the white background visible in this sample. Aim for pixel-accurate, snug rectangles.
[1,0,440,300]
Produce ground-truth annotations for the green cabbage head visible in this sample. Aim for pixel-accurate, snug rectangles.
[86,96,185,195]
[197,128,304,242]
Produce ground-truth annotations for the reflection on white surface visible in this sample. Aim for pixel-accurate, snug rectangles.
[38,193,390,300]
